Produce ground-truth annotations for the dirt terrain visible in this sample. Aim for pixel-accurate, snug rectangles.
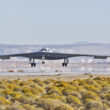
[0,73,110,81]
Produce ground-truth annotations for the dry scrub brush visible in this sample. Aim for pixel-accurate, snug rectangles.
[0,76,109,110]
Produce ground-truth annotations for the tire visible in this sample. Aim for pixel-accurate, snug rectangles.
[62,63,65,67]
[34,63,36,67]
[31,63,33,67]
[65,63,67,67]
[42,61,45,64]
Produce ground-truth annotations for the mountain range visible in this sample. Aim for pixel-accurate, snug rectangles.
[0,43,110,55]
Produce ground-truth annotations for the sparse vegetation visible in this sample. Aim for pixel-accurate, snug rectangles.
[17,70,24,72]
[0,76,109,110]
[8,70,14,72]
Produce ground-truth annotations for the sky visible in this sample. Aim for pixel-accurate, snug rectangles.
[0,0,110,45]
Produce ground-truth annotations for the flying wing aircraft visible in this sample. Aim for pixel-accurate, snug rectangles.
[0,48,109,67]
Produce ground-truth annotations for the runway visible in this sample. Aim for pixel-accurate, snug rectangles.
[0,60,110,75]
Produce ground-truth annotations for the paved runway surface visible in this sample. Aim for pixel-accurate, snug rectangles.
[0,60,110,75]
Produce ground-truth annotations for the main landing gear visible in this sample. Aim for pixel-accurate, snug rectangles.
[62,59,69,67]
[29,58,36,67]
[31,63,36,67]
[29,57,46,67]
[62,63,67,67]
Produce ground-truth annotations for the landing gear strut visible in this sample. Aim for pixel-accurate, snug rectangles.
[42,55,45,64]
[62,59,69,67]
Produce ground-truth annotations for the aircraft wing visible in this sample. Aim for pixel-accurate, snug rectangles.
[43,53,110,59]
[0,52,37,59]
[0,52,109,60]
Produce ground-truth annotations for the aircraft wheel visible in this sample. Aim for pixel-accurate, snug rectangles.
[31,63,36,67]
[62,63,65,67]
[65,63,67,67]
[31,63,34,67]
[62,63,67,67]
[42,61,45,64]
[34,63,36,67]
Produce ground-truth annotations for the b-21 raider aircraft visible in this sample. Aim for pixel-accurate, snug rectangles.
[0,48,109,67]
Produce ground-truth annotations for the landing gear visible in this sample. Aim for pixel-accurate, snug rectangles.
[42,61,45,64]
[31,63,36,67]
[62,63,67,67]
[42,55,45,64]
[29,58,36,67]
[62,59,69,67]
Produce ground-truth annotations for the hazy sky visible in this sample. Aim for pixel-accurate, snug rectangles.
[0,0,110,44]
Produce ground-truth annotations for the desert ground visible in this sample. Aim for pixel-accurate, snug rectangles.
[0,73,110,81]
[0,60,110,74]
[0,74,110,110]
[0,60,110,110]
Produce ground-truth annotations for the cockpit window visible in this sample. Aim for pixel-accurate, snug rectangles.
[40,48,53,52]
[41,48,48,51]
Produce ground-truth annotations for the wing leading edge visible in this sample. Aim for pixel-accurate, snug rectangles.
[0,52,109,60]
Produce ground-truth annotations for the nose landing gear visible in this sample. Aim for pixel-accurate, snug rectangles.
[42,61,45,64]
[42,55,45,64]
